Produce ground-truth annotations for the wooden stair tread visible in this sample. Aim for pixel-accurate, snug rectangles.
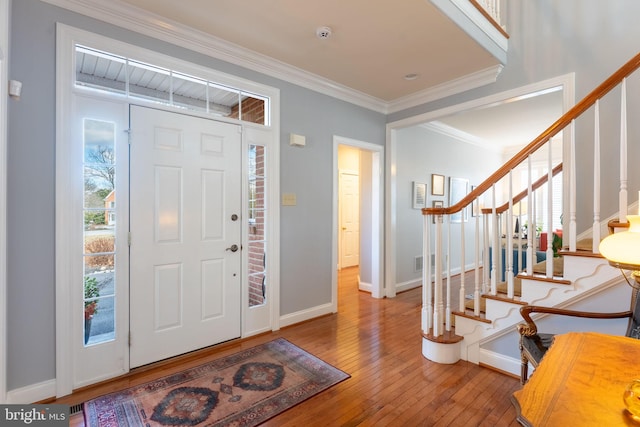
[422,327,464,343]
[483,293,527,305]
[452,310,492,324]
[516,272,571,285]
[464,290,526,313]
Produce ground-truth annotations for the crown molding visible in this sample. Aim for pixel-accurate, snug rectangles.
[388,64,504,114]
[41,0,389,112]
[41,0,506,115]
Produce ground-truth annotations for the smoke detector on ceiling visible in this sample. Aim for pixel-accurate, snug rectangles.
[316,26,332,39]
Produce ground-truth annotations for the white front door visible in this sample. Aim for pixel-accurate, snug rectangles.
[129,106,242,368]
[339,171,360,268]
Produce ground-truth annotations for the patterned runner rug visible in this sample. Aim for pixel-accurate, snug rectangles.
[83,338,349,426]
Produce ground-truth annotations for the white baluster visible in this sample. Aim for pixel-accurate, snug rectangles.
[506,171,514,297]
[546,141,554,278]
[593,100,601,253]
[433,214,443,336]
[491,184,498,295]
[483,213,490,295]
[475,200,481,316]
[517,200,524,273]
[423,214,432,331]
[527,156,533,275]
[459,209,466,313]
[569,119,577,252]
[620,78,628,224]
[446,217,451,332]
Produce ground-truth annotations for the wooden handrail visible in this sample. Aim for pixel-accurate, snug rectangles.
[423,51,640,217]
[480,163,563,215]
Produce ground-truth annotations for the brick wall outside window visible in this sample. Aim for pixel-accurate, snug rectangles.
[230,96,265,125]
[248,145,266,306]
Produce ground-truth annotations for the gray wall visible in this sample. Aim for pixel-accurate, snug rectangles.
[395,127,501,285]
[7,0,385,391]
[389,0,640,232]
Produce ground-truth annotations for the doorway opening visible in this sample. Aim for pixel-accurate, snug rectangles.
[385,74,574,302]
[332,136,384,311]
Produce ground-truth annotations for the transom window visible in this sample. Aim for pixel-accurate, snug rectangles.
[75,45,270,125]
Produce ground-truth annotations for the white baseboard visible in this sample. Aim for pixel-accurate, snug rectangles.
[279,303,334,328]
[478,348,520,377]
[396,263,480,294]
[395,279,421,293]
[358,280,372,293]
[6,379,56,404]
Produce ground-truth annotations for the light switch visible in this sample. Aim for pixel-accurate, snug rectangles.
[282,193,297,206]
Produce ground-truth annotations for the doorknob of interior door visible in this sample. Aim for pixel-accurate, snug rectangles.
[342,227,347,230]
[226,244,239,252]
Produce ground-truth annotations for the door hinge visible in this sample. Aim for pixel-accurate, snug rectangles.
[125,128,131,145]
[128,232,132,247]
[128,332,132,346]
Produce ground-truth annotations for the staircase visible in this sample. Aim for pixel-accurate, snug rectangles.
[420,52,640,377]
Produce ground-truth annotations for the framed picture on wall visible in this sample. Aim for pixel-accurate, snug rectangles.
[431,174,445,196]
[449,177,469,223]
[412,181,426,209]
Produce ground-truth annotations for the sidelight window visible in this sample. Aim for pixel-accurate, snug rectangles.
[83,118,117,345]
[248,144,266,306]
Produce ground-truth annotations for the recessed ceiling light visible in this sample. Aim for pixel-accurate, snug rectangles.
[316,26,332,40]
[404,73,419,81]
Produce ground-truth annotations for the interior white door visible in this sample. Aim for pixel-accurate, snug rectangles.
[340,172,360,268]
[129,106,242,368]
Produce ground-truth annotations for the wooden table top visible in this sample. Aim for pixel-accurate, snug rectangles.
[512,331,640,426]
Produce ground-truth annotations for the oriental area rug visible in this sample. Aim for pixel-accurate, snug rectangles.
[83,338,349,426]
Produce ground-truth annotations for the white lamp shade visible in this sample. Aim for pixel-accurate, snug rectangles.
[599,215,640,268]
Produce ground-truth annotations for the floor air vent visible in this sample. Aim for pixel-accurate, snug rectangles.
[70,403,83,415]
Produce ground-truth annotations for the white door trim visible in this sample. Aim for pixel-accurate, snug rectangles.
[332,136,384,310]
[54,24,280,397]
[0,0,9,404]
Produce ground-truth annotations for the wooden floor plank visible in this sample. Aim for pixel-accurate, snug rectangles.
[53,266,522,426]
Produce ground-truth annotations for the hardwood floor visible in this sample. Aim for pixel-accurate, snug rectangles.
[55,267,523,426]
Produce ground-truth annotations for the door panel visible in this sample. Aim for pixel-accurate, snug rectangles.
[129,106,241,368]
[340,172,360,268]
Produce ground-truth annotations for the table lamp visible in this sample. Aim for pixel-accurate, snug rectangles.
[599,213,640,420]
[599,215,640,287]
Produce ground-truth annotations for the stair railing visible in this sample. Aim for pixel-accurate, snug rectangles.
[422,52,640,338]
